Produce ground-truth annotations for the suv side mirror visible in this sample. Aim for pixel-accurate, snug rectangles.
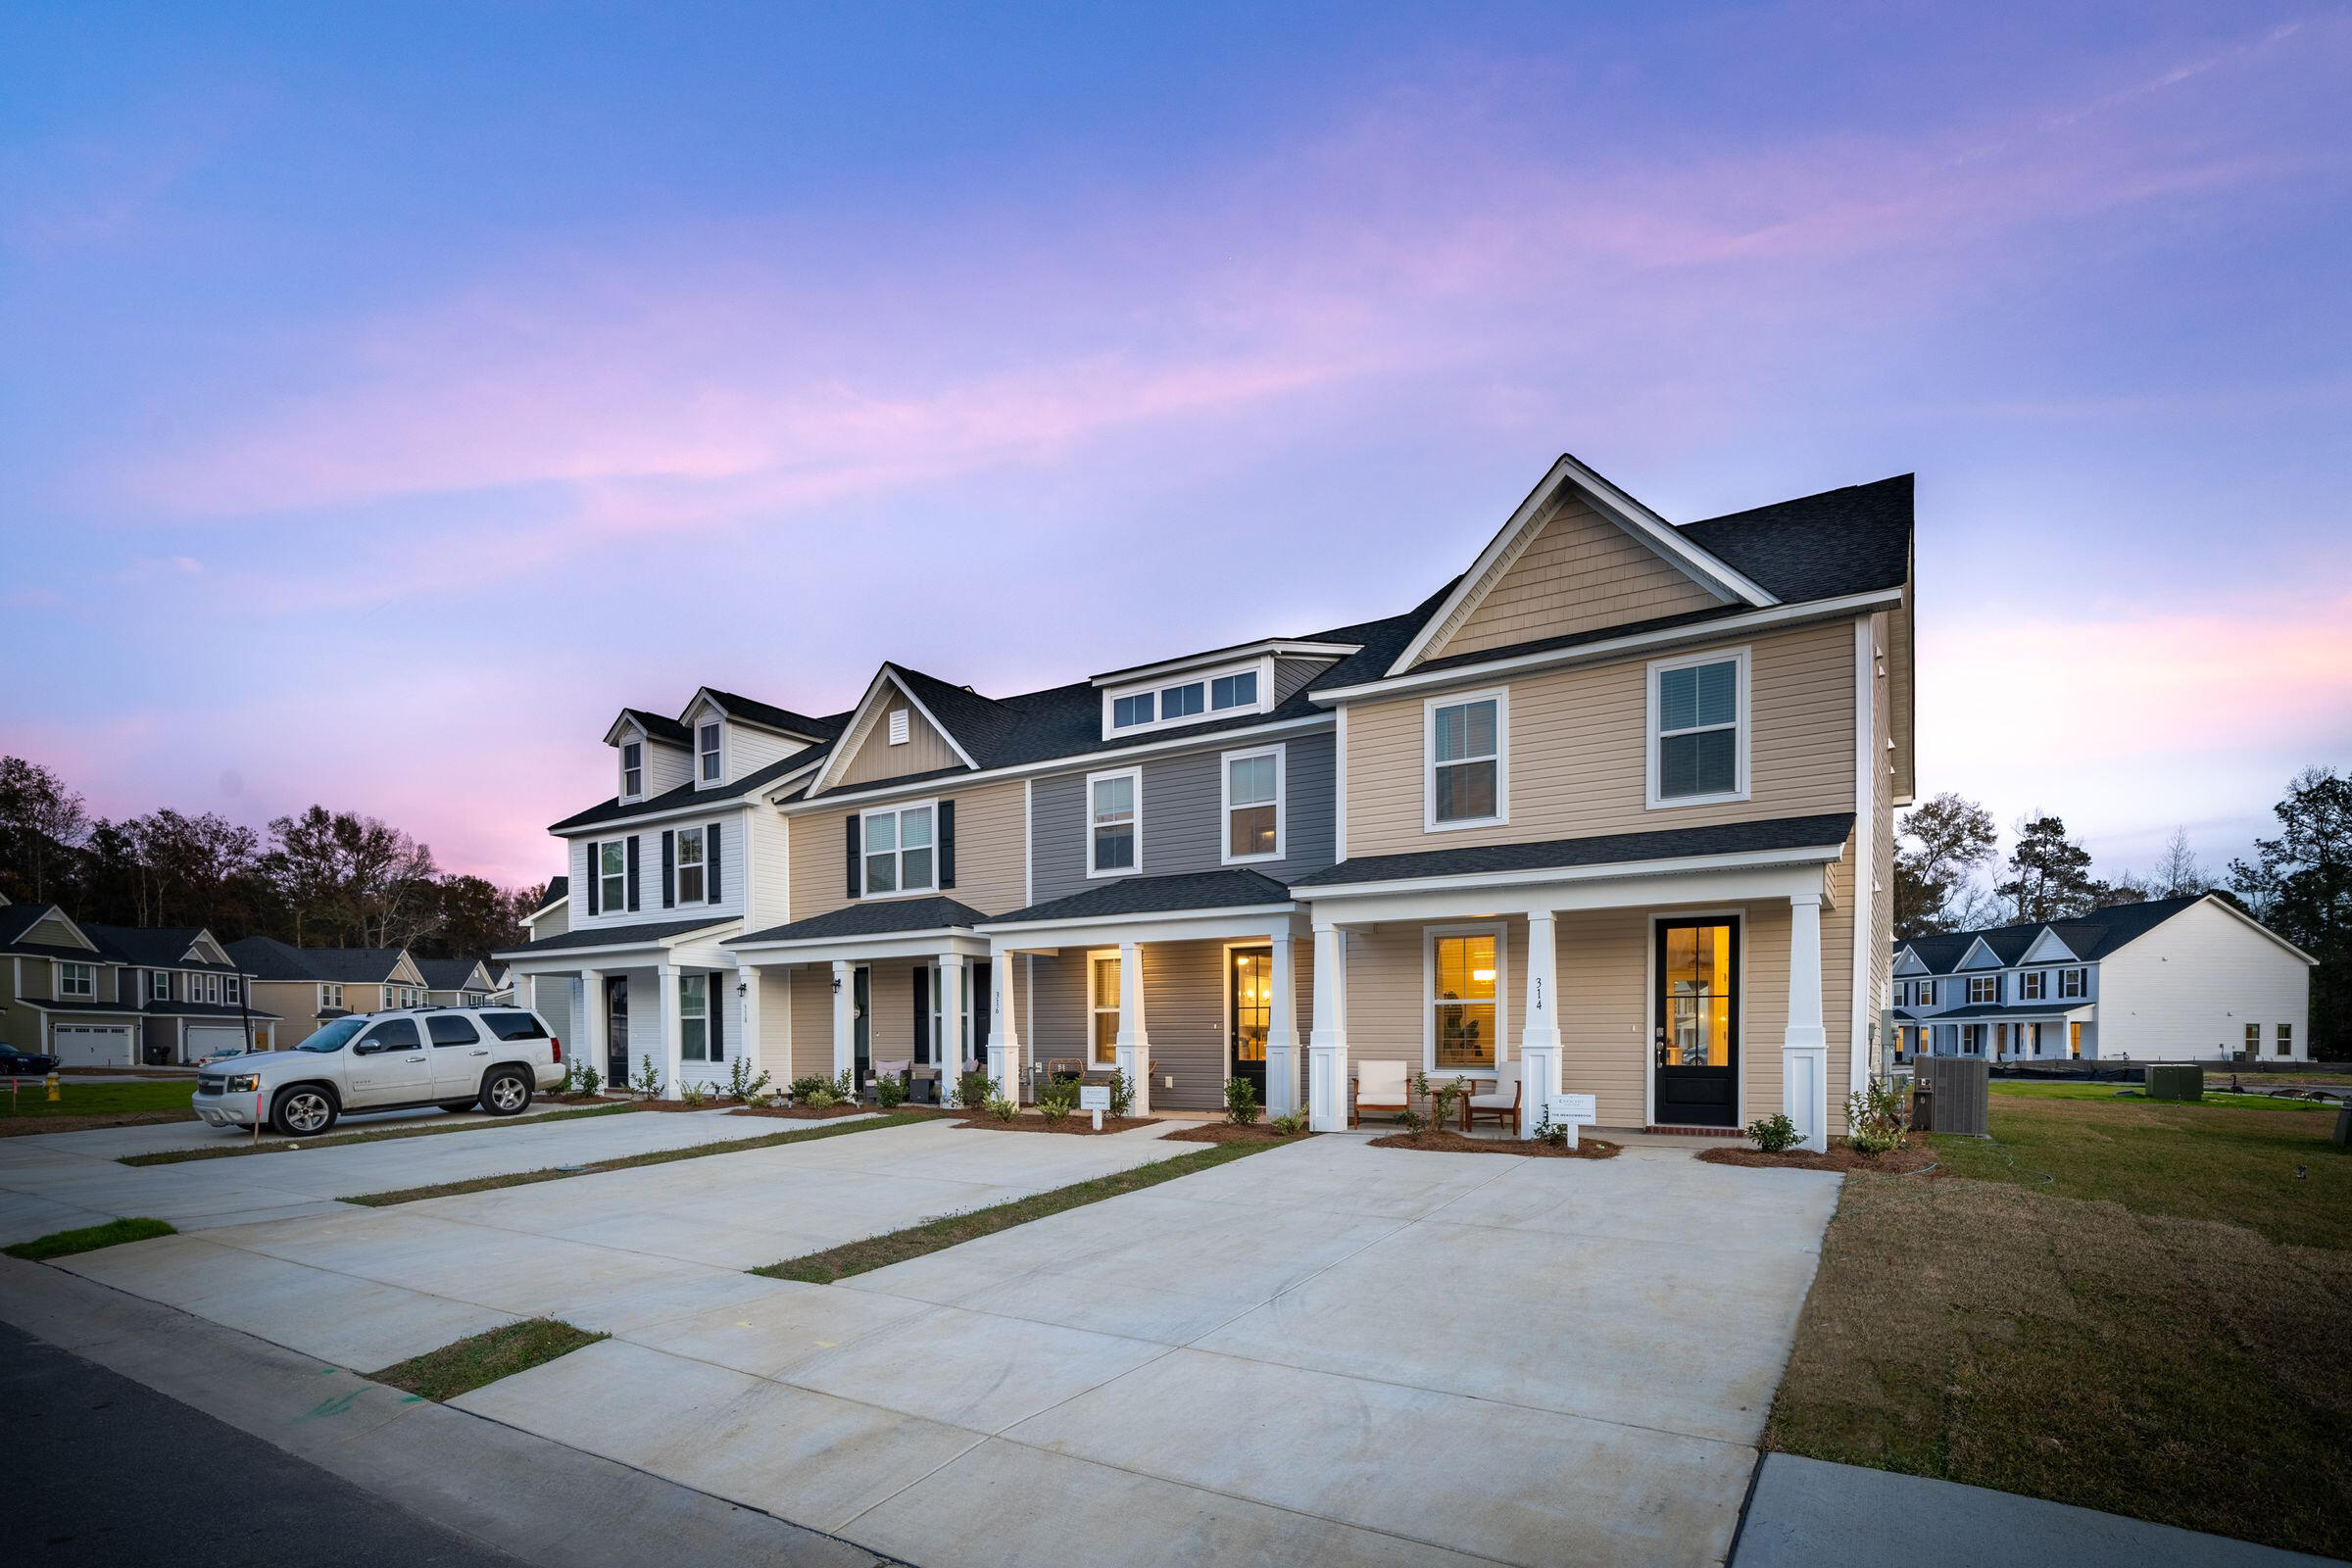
[353,1040,383,1055]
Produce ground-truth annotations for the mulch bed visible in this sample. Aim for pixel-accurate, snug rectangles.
[1368,1128,1622,1158]
[1697,1141,1938,1173]
[1161,1122,1314,1145]
[0,1109,196,1138]
[729,1102,928,1120]
[953,1114,1161,1136]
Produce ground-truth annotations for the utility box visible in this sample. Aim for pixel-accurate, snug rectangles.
[2146,1064,2204,1102]
[1914,1056,1988,1137]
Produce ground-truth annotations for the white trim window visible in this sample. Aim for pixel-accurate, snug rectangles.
[151,970,171,1001]
[1221,745,1284,863]
[205,974,222,1004]
[323,983,343,1009]
[1088,769,1140,877]
[862,802,937,896]
[1647,648,1749,808]
[2278,1023,2291,1056]
[2245,1022,2261,1055]
[1102,658,1273,737]
[1425,926,1504,1072]
[681,974,711,1061]
[620,740,644,800]
[698,721,722,784]
[599,841,627,912]
[1967,975,2000,1005]
[2017,969,2047,1002]
[1089,952,1120,1066]
[1425,690,1506,830]
[58,961,95,1000]
[675,828,706,904]
[2058,967,2086,1000]
[225,976,241,1004]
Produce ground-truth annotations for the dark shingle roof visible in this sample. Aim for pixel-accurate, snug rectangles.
[732,896,995,946]
[549,746,832,832]
[704,690,844,741]
[1289,814,1856,889]
[224,938,410,983]
[1676,475,1913,605]
[984,869,1295,927]
[620,708,694,745]
[416,958,491,990]
[533,876,568,913]
[0,904,110,962]
[1893,895,2212,972]
[496,915,737,957]
[1924,1002,2096,1020]
[81,925,238,972]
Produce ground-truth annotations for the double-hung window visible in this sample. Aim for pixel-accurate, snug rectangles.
[151,970,171,1001]
[205,974,221,1004]
[862,803,936,896]
[1968,976,1999,1005]
[58,962,95,999]
[224,976,240,1004]
[2278,1023,2291,1056]
[599,841,627,911]
[1917,979,1936,1007]
[680,974,711,1061]
[2017,970,2046,1002]
[2058,968,2086,1000]
[698,722,721,783]
[1089,770,1139,875]
[1222,747,1283,862]
[675,829,706,904]
[1648,649,1747,806]
[2245,1022,2261,1055]
[1429,930,1500,1071]
[620,741,643,799]
[324,983,343,1009]
[1427,691,1505,829]
[1090,955,1121,1066]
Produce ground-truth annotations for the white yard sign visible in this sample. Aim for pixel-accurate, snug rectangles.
[1544,1093,1598,1149]
[1078,1084,1110,1130]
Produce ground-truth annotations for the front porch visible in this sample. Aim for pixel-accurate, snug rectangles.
[496,914,744,1095]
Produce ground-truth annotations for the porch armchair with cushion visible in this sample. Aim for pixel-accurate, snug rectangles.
[1462,1060,1522,1136]
[1349,1059,1412,1127]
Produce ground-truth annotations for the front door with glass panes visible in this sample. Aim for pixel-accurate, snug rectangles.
[1230,947,1272,1103]
[852,966,871,1089]
[605,976,630,1087]
[1653,918,1738,1126]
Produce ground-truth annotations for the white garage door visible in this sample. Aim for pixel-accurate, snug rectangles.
[185,1024,251,1061]
[51,1024,133,1067]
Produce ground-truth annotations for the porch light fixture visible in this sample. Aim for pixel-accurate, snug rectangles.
[830,973,843,994]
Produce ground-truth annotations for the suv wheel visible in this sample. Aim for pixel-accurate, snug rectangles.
[271,1086,338,1138]
[482,1067,532,1116]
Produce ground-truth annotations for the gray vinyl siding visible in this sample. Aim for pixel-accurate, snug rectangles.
[1273,657,1332,705]
[1027,731,1337,905]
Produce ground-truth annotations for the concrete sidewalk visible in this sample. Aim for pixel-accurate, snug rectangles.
[1733,1453,2336,1568]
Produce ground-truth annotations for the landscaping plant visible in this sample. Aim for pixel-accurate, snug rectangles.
[956,1069,995,1112]
[830,1068,858,1102]
[1746,1110,1801,1152]
[984,1094,1017,1122]
[726,1059,771,1106]
[787,1075,828,1104]
[1039,1085,1076,1125]
[875,1075,906,1109]
[630,1055,663,1100]
[1268,1108,1308,1137]
[678,1080,708,1107]
[1222,1075,1263,1125]
[1844,1076,1907,1155]
[575,1065,601,1098]
[1107,1069,1134,1118]
[1532,1104,1569,1149]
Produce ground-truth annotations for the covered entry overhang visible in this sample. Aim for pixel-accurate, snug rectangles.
[1289,813,1855,1149]
[496,915,741,1091]
[975,869,1305,1116]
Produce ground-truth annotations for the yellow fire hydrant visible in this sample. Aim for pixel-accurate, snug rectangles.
[47,1072,62,1102]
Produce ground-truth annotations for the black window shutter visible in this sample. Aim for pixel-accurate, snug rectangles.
[585,842,600,915]
[707,824,722,904]
[913,966,930,1065]
[662,831,675,908]
[710,977,726,1063]
[938,800,956,890]
[846,814,861,899]
[625,836,640,911]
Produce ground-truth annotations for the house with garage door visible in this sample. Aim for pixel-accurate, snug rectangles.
[80,924,279,1062]
[1,905,273,1064]
[1890,892,2312,1063]
[226,937,431,1043]
[502,454,1912,1150]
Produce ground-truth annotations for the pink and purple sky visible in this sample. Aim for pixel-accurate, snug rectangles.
[3,2,2347,892]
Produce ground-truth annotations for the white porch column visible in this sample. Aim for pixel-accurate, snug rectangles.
[1784,892,1829,1152]
[656,963,683,1099]
[1307,922,1349,1132]
[736,963,761,1084]
[830,959,854,1082]
[1264,931,1298,1116]
[1519,910,1561,1139]
[1115,940,1151,1115]
[939,954,968,1104]
[576,968,604,1086]
[988,945,1023,1103]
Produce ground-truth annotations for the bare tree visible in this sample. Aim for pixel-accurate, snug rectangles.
[2149,827,2213,898]
[0,756,89,901]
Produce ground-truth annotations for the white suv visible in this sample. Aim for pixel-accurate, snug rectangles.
[192,1006,565,1137]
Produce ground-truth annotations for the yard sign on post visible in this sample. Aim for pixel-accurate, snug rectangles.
[1544,1093,1597,1150]
[1078,1083,1109,1132]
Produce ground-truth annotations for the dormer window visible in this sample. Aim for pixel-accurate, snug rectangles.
[1211,671,1256,710]
[1161,682,1204,719]
[1102,657,1274,737]
[1113,693,1154,728]
[620,741,644,799]
[698,722,721,783]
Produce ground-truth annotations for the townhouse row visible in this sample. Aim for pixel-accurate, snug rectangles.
[501,455,1917,1148]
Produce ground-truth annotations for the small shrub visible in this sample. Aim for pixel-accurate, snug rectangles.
[1746,1111,1802,1152]
[1844,1076,1907,1155]
[956,1069,996,1112]
[831,1068,858,1103]
[575,1065,601,1098]
[1532,1104,1569,1149]
[1269,1109,1308,1137]
[805,1085,840,1109]
[984,1094,1017,1122]
[1107,1069,1134,1118]
[787,1075,828,1104]
[1039,1086,1076,1126]
[1222,1076,1263,1125]
[630,1056,664,1100]
[678,1081,708,1108]
[875,1075,906,1109]
[726,1059,772,1106]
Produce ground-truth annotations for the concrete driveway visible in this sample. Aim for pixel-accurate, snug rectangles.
[39,1119,1840,1566]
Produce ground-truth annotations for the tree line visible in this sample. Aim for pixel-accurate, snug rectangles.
[1895,765,2348,1056]
[0,756,543,960]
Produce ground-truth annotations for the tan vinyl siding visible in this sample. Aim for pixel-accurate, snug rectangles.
[787,963,834,1083]
[755,967,792,1080]
[1422,492,1724,664]
[26,913,92,951]
[789,778,1026,923]
[249,980,320,1029]
[836,697,963,786]
[1344,617,1858,859]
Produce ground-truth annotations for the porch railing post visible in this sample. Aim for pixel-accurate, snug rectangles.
[655,962,683,1099]
[939,953,967,1104]
[577,967,604,1086]
[1265,930,1298,1116]
[1519,910,1561,1139]
[1307,921,1348,1132]
[988,944,1022,1104]
[1784,891,1829,1152]
[1115,940,1151,1115]
[830,959,854,1083]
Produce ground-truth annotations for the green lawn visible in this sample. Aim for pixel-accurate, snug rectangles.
[4,1216,178,1260]
[0,1080,195,1118]
[1989,1081,2331,1112]
[1766,1088,2352,1557]
[368,1319,606,1402]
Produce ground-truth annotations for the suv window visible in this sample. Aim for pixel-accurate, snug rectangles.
[479,1010,548,1041]
[359,1018,422,1051]
[427,1016,482,1048]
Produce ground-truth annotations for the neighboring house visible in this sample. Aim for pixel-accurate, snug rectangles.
[501,454,1913,1150]
[1,906,276,1065]
[226,938,432,1041]
[417,957,499,1007]
[1890,893,2313,1064]
[515,878,572,1044]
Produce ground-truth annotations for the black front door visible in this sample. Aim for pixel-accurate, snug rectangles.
[852,966,871,1088]
[605,976,629,1086]
[1231,946,1272,1104]
[1654,918,1739,1126]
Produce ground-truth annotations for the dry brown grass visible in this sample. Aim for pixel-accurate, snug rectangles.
[1766,1172,2352,1558]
